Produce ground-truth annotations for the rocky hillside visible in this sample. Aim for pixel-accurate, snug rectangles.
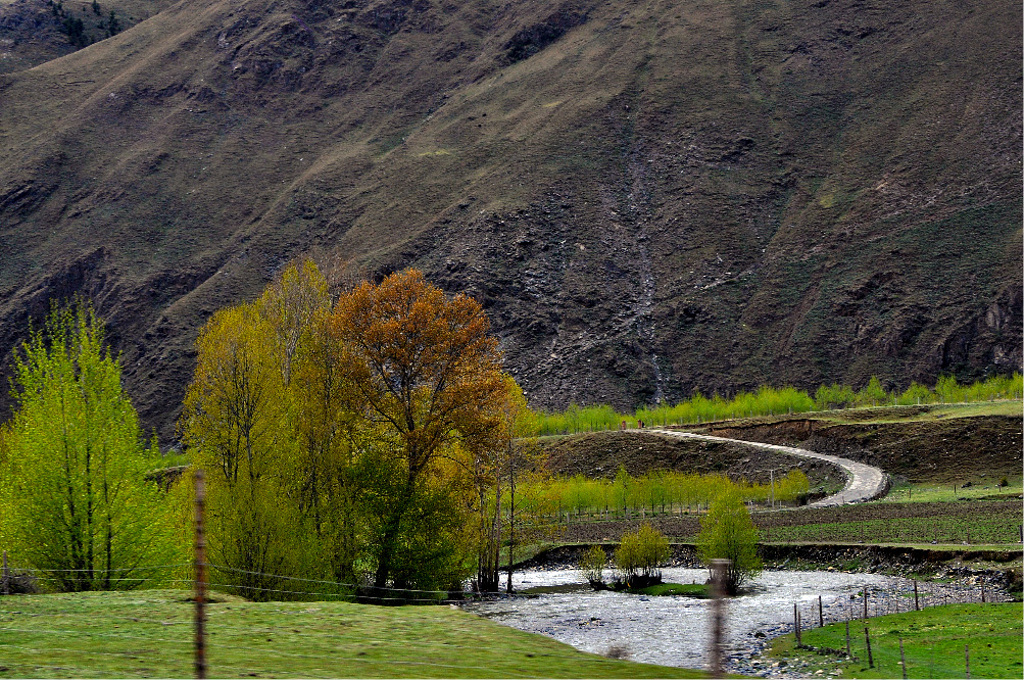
[0,0,1020,439]
[0,0,170,73]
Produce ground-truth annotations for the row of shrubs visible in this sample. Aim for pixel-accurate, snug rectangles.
[535,373,1022,435]
[516,467,810,521]
[580,524,672,589]
[578,488,761,596]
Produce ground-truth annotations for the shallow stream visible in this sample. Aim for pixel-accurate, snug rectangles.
[463,568,986,677]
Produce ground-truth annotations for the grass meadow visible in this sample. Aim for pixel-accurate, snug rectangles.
[535,375,1022,436]
[768,602,1023,679]
[0,589,707,678]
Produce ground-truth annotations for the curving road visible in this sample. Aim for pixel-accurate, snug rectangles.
[646,429,888,507]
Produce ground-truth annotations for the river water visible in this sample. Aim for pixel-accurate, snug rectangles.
[463,568,972,676]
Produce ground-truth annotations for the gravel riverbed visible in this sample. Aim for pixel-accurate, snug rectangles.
[462,567,1009,677]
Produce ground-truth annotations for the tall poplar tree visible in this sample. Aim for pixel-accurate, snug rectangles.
[0,300,176,591]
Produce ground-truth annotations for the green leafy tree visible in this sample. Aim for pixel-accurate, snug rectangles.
[180,300,301,599]
[614,522,670,588]
[613,465,630,518]
[814,383,856,410]
[896,381,934,405]
[498,376,542,593]
[0,300,177,591]
[855,376,890,406]
[935,375,963,403]
[696,488,761,595]
[580,545,607,586]
[181,264,519,596]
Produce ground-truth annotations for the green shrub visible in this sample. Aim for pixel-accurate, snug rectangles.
[696,489,761,595]
[579,545,607,585]
[615,523,670,588]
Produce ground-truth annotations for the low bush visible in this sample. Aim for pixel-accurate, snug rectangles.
[580,545,608,586]
[614,523,670,588]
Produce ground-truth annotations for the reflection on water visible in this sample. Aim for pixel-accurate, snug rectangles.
[464,568,901,672]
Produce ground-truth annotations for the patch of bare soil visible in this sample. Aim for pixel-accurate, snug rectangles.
[697,415,1022,484]
[539,431,841,488]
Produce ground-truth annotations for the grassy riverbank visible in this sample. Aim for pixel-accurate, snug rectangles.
[0,590,709,678]
[767,602,1023,678]
[636,583,710,597]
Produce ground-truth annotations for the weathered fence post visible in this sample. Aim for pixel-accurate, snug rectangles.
[981,583,986,603]
[819,595,824,628]
[965,644,970,679]
[194,469,207,680]
[899,638,907,680]
[2,550,8,596]
[708,559,729,678]
[864,626,874,668]
[914,580,919,611]
[863,590,869,620]
[793,603,801,646]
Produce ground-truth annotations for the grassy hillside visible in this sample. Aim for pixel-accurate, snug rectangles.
[0,0,1020,438]
[0,0,171,74]
[0,589,706,677]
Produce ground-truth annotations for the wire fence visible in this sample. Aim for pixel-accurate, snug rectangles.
[1,557,1015,678]
[782,578,1015,678]
[5,561,491,604]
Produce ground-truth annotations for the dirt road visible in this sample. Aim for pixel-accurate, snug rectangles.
[647,429,888,507]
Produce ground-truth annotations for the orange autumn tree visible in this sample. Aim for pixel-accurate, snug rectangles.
[331,269,508,590]
[182,263,515,595]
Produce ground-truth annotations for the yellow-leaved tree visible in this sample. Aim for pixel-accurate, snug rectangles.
[180,298,301,598]
[181,263,518,597]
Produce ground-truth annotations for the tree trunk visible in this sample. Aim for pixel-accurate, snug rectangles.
[373,479,415,590]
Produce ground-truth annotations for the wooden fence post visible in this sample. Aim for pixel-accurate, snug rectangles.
[965,644,970,679]
[194,469,207,680]
[2,550,8,596]
[864,627,873,668]
[914,580,919,611]
[899,638,907,680]
[708,559,729,679]
[863,590,868,620]
[819,595,824,627]
[794,603,801,646]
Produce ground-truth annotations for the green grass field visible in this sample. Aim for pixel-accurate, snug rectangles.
[767,602,1023,679]
[0,590,706,678]
[884,481,1023,504]
[635,583,710,598]
[762,512,1021,546]
[730,400,1021,429]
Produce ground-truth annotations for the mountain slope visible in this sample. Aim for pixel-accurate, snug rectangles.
[0,0,1020,439]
